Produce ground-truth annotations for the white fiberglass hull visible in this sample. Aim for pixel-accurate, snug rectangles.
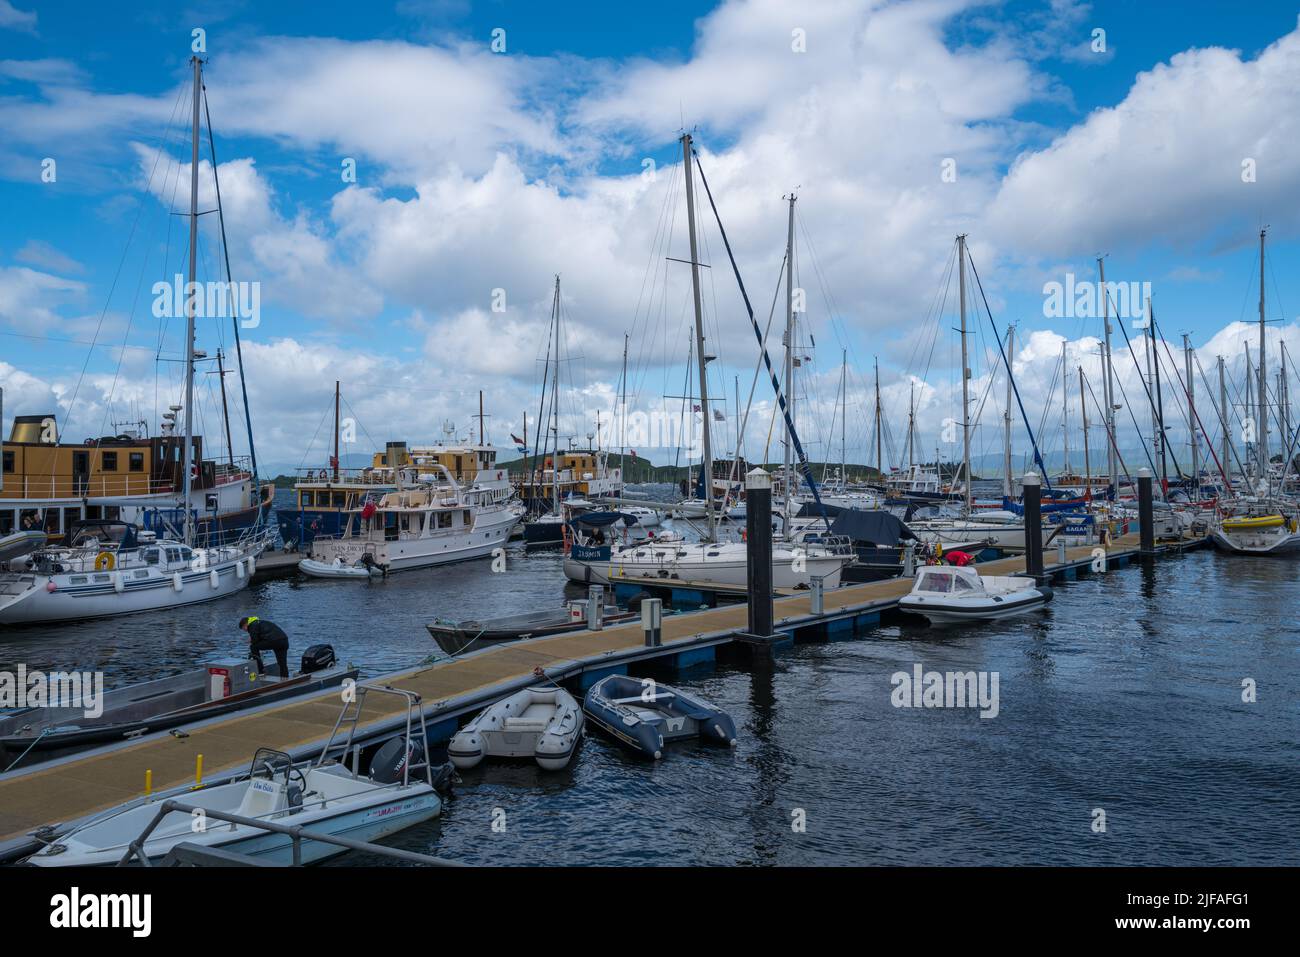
[909,522,1037,550]
[899,588,1050,623]
[29,781,440,867]
[1209,527,1300,555]
[0,552,258,626]
[311,507,521,572]
[565,543,849,590]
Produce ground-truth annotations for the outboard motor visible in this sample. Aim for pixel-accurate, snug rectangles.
[370,735,426,784]
[300,643,336,674]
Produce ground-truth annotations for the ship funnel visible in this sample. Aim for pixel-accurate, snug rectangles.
[10,414,57,444]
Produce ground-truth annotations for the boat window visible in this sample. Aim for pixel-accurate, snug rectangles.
[70,575,87,584]
[952,575,976,592]
[919,571,954,593]
[332,492,346,508]
[300,491,314,507]
[93,573,111,583]
[165,548,182,564]
[437,512,452,529]
[101,451,118,471]
[142,549,160,564]
[178,547,193,563]
[135,569,149,579]
[129,452,144,472]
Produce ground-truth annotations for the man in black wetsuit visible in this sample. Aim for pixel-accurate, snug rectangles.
[239,616,291,678]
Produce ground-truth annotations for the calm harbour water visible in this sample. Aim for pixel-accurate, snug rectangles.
[2,493,1296,865]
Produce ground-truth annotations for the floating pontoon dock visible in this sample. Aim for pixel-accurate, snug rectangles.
[0,533,1205,862]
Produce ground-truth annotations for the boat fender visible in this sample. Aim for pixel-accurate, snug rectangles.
[46,580,57,593]
[1036,584,1054,603]
[172,572,183,592]
[247,555,256,576]
[94,551,115,571]
[210,569,220,589]
[235,560,245,580]
[113,571,124,594]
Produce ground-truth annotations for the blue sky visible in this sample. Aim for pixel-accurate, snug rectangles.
[2,0,1299,474]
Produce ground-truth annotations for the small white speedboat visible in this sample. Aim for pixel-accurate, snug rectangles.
[898,564,1052,624]
[299,556,383,579]
[448,686,583,771]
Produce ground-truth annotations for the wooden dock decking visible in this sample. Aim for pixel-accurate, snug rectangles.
[0,533,1196,855]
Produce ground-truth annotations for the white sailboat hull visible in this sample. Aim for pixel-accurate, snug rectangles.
[565,542,850,590]
[1208,527,1300,555]
[0,549,260,626]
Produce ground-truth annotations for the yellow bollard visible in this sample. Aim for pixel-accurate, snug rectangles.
[145,769,152,797]
[194,753,204,788]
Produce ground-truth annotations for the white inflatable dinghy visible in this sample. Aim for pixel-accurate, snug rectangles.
[448,685,583,771]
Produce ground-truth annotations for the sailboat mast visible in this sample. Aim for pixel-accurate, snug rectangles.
[619,333,628,471]
[681,134,715,540]
[1218,355,1230,487]
[1283,342,1293,455]
[1060,341,1070,477]
[783,194,796,520]
[1184,335,1198,487]
[840,350,847,486]
[908,385,915,469]
[873,356,882,480]
[181,55,202,547]
[1150,299,1168,493]
[1099,256,1117,493]
[1003,326,1014,498]
[1258,228,1268,480]
[1079,366,1091,494]
[957,234,972,515]
[217,350,234,468]
[332,380,340,481]
[550,276,561,513]
[1244,344,1255,478]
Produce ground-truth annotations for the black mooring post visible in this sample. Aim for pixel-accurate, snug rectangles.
[1023,471,1044,580]
[745,468,774,639]
[1137,467,1155,554]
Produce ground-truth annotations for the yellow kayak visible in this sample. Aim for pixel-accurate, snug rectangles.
[1220,514,1286,531]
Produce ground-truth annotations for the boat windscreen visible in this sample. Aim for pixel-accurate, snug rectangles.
[916,570,955,593]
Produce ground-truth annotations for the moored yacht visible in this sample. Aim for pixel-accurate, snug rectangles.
[0,521,267,625]
[562,528,854,590]
[305,462,523,574]
[1209,499,1300,555]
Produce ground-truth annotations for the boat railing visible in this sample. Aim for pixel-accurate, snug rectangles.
[293,466,396,486]
[116,798,461,868]
[317,685,434,788]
